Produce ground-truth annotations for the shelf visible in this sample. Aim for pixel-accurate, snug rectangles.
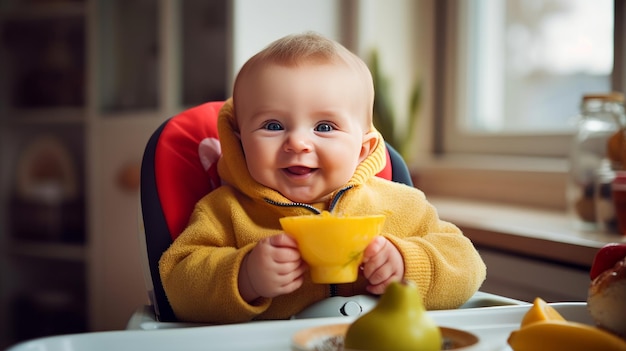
[181,0,228,106]
[97,109,161,120]
[1,107,86,125]
[95,0,158,113]
[0,12,85,109]
[94,0,229,113]
[7,239,87,262]
[0,1,230,347]
[0,2,89,346]
[0,2,85,21]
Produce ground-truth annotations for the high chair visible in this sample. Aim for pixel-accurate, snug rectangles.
[133,100,415,328]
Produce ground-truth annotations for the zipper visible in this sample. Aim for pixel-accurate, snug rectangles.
[263,199,321,214]
[328,186,353,211]
[264,185,354,213]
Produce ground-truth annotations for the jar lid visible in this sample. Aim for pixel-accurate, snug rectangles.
[582,92,624,103]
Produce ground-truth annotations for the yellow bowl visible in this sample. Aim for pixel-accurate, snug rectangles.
[280,212,385,284]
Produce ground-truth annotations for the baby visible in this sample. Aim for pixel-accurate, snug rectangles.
[159,32,486,323]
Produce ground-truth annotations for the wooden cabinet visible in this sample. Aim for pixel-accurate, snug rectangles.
[0,0,351,347]
[0,0,230,346]
[0,1,89,347]
[477,247,590,303]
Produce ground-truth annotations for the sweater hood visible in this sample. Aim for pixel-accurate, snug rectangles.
[216,98,387,207]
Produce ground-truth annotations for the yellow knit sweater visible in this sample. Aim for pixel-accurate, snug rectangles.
[159,99,486,323]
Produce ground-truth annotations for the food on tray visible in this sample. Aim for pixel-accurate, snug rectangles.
[589,243,626,280]
[508,317,626,351]
[587,243,626,338]
[280,211,385,283]
[507,297,626,351]
[520,297,565,327]
[291,280,478,351]
[291,324,477,351]
[344,280,442,351]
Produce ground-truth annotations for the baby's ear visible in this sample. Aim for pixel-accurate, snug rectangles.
[359,131,378,162]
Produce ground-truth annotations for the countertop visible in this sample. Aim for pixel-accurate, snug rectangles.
[429,197,626,268]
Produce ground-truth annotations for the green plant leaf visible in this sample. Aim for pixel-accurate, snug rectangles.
[369,49,421,160]
[401,79,421,158]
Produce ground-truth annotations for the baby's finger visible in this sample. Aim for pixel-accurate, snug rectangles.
[362,236,385,262]
[279,274,305,294]
[269,233,298,248]
[274,259,307,275]
[364,262,393,286]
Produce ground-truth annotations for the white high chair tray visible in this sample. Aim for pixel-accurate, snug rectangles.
[7,303,591,351]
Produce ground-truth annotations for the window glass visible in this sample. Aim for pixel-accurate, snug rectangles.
[463,0,614,134]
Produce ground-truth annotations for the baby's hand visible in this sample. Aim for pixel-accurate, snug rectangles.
[239,234,307,302]
[361,236,404,295]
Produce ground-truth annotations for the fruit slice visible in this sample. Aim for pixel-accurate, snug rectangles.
[508,320,626,351]
[520,297,566,328]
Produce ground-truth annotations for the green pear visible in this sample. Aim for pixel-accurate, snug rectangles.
[344,280,442,351]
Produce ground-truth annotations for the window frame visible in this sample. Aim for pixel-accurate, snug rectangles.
[432,0,625,158]
[415,0,625,210]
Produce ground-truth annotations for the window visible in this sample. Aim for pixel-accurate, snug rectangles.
[435,0,625,157]
[416,0,625,209]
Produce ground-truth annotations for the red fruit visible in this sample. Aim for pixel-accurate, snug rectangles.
[590,243,626,280]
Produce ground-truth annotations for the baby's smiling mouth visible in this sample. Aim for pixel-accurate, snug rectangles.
[284,166,317,176]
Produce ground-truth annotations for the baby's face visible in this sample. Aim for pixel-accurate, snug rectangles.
[236,62,374,204]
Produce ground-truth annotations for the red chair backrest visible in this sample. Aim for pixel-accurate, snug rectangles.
[153,101,224,239]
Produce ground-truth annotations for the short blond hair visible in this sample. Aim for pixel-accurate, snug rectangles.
[233,32,374,125]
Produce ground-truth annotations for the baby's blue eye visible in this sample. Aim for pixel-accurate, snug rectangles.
[315,123,334,132]
[264,121,283,131]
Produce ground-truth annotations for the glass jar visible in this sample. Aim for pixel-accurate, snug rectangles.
[612,171,626,236]
[567,92,625,231]
[595,158,618,232]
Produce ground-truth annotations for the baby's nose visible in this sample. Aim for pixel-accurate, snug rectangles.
[284,131,313,153]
